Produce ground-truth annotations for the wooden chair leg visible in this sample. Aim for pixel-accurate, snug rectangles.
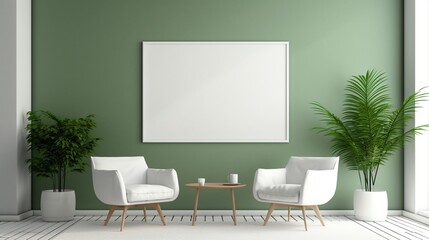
[120,206,128,232]
[301,206,307,231]
[104,206,117,226]
[155,203,166,226]
[288,207,291,222]
[143,207,147,222]
[263,203,275,226]
[312,205,325,226]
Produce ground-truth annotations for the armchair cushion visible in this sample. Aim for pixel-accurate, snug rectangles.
[257,184,301,203]
[126,184,174,203]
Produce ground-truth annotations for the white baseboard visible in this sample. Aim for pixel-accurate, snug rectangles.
[0,211,33,221]
[402,211,429,225]
[419,211,429,218]
[32,209,402,217]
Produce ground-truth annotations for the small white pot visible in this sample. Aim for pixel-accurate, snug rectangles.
[353,189,387,221]
[41,189,75,222]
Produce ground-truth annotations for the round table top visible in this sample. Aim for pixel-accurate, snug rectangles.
[185,182,246,189]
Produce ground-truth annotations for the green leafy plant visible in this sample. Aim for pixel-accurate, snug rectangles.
[312,70,428,191]
[26,111,100,192]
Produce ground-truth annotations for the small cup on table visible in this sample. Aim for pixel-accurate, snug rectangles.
[228,174,238,184]
[198,178,205,186]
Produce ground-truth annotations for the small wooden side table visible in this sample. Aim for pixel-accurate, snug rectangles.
[186,182,246,226]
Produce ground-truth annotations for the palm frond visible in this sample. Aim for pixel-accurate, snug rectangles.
[312,70,428,191]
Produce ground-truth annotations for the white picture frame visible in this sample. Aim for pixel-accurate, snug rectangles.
[142,41,289,143]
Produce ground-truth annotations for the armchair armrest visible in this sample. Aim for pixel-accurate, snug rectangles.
[253,168,286,201]
[300,169,337,205]
[147,168,180,200]
[92,169,128,205]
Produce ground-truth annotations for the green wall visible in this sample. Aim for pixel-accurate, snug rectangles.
[32,0,404,210]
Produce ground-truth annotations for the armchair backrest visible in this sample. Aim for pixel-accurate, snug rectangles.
[286,156,339,184]
[91,156,148,185]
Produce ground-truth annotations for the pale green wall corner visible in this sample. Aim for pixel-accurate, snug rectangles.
[32,0,404,210]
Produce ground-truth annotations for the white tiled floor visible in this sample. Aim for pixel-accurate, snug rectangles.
[1,214,428,240]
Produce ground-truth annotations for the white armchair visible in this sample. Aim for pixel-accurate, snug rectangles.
[91,156,179,231]
[253,156,339,230]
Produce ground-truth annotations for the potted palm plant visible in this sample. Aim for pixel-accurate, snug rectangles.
[26,111,100,221]
[312,70,427,221]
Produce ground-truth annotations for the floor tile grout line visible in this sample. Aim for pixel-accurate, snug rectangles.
[365,221,404,240]
[373,221,415,240]
[25,220,68,240]
[386,217,428,232]
[393,216,429,229]
[0,215,427,240]
[385,219,428,238]
[0,221,40,238]
[32,221,70,240]
[0,217,45,238]
[47,216,85,240]
[5,220,53,239]
[403,231,427,240]
[0,217,41,233]
[345,216,392,240]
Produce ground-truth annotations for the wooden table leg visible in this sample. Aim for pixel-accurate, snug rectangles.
[231,189,237,225]
[192,188,200,226]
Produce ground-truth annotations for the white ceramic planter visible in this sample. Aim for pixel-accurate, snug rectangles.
[41,189,75,222]
[353,189,388,221]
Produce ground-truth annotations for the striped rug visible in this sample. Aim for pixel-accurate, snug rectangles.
[1,214,428,240]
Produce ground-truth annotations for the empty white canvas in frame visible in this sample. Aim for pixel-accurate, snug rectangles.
[142,41,289,142]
